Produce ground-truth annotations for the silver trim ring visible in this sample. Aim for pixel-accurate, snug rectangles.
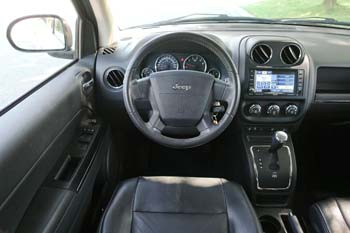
[104,67,125,90]
[207,68,221,79]
[250,44,273,65]
[154,54,179,72]
[250,145,293,191]
[140,67,154,78]
[280,44,302,66]
[182,54,207,72]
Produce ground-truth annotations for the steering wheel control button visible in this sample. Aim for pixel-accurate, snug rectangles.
[267,104,280,117]
[285,104,299,116]
[248,104,262,116]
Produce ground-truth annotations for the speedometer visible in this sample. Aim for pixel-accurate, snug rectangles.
[155,54,179,72]
[183,54,207,72]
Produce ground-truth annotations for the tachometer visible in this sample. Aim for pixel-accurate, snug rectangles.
[155,54,179,72]
[183,54,207,72]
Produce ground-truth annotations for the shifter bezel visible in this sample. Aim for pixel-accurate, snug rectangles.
[250,145,293,191]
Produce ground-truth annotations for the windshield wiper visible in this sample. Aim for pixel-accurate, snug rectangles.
[124,14,278,29]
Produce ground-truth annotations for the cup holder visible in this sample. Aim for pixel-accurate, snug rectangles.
[259,215,282,233]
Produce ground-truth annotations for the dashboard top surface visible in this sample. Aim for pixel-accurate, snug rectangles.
[114,23,350,64]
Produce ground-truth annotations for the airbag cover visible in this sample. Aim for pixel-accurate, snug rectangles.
[150,70,213,127]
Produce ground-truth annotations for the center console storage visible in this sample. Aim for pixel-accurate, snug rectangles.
[256,208,304,233]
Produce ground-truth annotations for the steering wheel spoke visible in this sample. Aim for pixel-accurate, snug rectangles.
[130,77,151,100]
[196,111,213,133]
[146,110,165,133]
[213,79,232,102]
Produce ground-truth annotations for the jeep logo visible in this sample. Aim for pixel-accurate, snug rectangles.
[172,83,192,91]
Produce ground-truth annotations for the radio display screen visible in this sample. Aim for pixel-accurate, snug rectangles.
[254,70,296,94]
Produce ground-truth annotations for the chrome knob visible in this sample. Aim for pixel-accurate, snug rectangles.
[248,104,262,116]
[269,130,288,156]
[285,105,299,116]
[267,105,280,116]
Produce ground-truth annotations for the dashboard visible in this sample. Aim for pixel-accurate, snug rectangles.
[94,23,350,129]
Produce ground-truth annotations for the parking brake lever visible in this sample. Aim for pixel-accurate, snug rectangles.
[268,131,288,170]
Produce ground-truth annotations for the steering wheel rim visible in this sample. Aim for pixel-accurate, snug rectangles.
[123,32,240,149]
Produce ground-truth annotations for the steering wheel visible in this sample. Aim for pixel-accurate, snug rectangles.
[123,32,240,148]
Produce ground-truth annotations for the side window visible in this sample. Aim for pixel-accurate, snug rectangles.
[0,0,78,111]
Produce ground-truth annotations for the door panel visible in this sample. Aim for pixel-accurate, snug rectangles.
[0,62,93,232]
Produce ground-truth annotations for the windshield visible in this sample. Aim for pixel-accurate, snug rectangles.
[111,0,350,29]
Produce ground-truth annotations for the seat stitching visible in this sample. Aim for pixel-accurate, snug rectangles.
[219,178,230,233]
[238,184,263,233]
[314,202,331,233]
[130,177,141,233]
[98,180,127,233]
[133,210,226,215]
[334,198,350,231]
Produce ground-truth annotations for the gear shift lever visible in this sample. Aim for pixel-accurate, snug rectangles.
[269,131,288,170]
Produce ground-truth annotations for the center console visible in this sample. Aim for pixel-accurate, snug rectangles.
[237,36,311,209]
[243,129,297,206]
[241,128,300,232]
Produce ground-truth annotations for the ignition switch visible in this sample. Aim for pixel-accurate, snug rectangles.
[211,101,225,125]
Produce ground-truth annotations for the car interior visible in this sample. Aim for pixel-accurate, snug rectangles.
[1,0,350,233]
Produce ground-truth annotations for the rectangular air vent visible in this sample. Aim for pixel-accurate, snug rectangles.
[102,47,116,55]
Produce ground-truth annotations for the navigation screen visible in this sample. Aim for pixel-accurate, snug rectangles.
[254,70,296,94]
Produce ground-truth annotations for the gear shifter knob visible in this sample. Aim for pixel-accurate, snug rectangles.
[268,131,288,171]
[269,131,288,153]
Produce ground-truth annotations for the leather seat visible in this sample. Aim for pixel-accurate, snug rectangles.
[310,197,350,233]
[99,176,262,233]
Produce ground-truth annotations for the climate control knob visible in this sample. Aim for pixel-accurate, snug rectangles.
[248,104,262,116]
[285,105,299,116]
[267,105,280,117]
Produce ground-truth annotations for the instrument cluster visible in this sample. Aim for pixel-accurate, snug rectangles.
[140,53,221,79]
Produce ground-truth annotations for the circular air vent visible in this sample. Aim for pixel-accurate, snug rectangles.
[280,44,302,65]
[105,68,124,89]
[250,44,272,65]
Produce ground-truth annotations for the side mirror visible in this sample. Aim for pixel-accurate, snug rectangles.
[7,15,73,52]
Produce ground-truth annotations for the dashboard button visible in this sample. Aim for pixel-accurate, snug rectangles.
[267,105,280,116]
